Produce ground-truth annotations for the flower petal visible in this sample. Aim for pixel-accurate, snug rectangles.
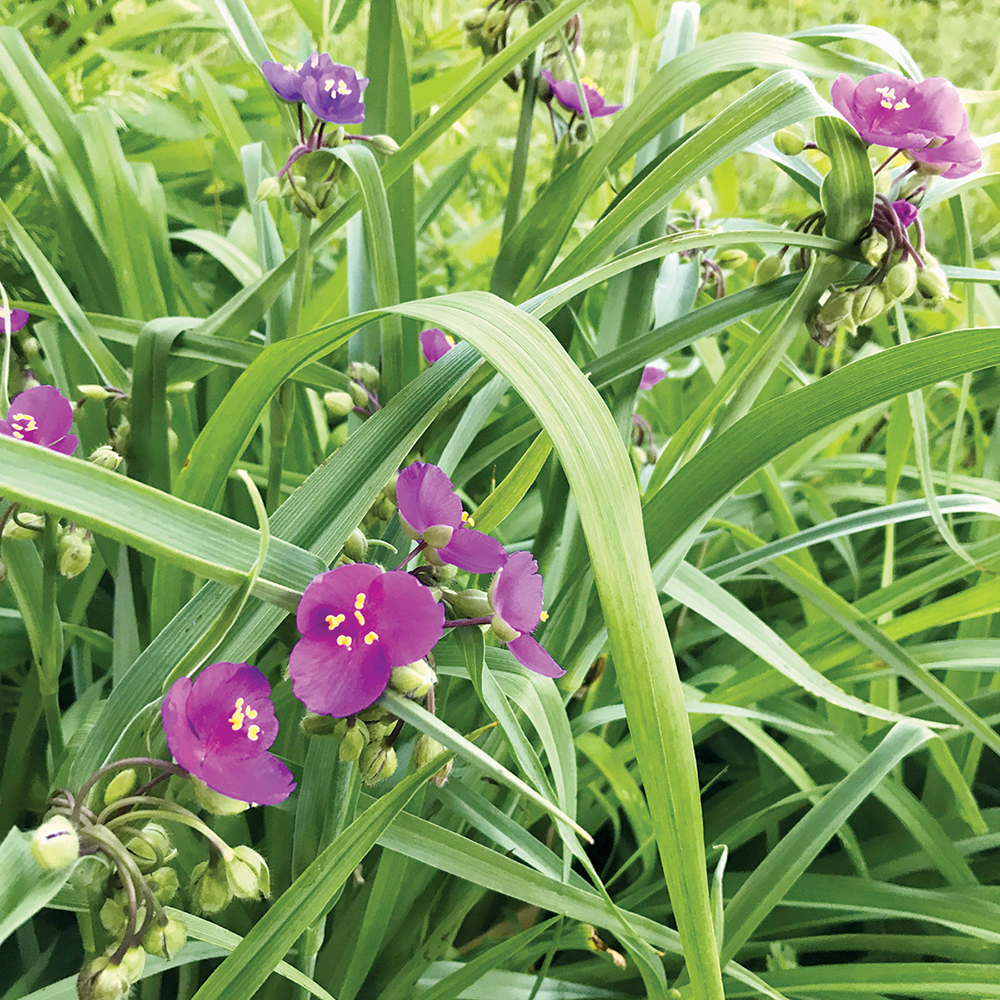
[639,361,667,391]
[419,328,455,364]
[396,462,463,534]
[185,662,279,753]
[49,433,79,456]
[199,750,295,804]
[296,564,382,635]
[368,570,445,665]
[507,634,565,678]
[491,550,544,634]
[5,385,75,446]
[162,677,202,775]
[437,528,508,574]
[0,308,29,333]
[289,630,392,717]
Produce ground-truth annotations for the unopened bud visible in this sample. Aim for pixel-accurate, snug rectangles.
[256,176,282,201]
[190,860,232,914]
[347,361,380,392]
[225,845,270,899]
[99,895,129,937]
[339,724,368,761]
[773,125,806,156]
[446,588,492,618]
[148,865,179,903]
[116,946,146,985]
[860,232,890,267]
[31,815,79,869]
[57,527,92,579]
[359,743,398,785]
[373,495,396,521]
[422,523,454,548]
[77,384,115,401]
[125,823,171,865]
[3,512,45,540]
[390,659,437,699]
[193,777,249,816]
[342,527,368,562]
[690,197,712,221]
[917,266,950,303]
[144,916,187,959]
[90,445,123,471]
[358,704,393,724]
[103,769,137,806]
[482,7,509,37]
[21,337,39,355]
[461,7,487,30]
[413,734,452,787]
[349,381,370,408]
[807,315,836,348]
[885,261,918,300]
[715,248,748,268]
[369,134,399,156]
[852,285,885,326]
[754,253,785,285]
[77,957,129,1000]
[301,712,340,736]
[817,290,855,329]
[323,390,354,416]
[71,853,111,895]
[112,418,130,455]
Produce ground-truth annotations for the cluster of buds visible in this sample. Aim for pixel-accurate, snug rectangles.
[322,360,382,420]
[1,508,93,579]
[463,1,581,74]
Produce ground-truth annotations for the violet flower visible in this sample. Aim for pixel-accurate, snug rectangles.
[261,52,334,103]
[289,563,444,718]
[891,199,919,229]
[0,385,78,456]
[488,551,564,678]
[639,361,667,390]
[162,661,296,805]
[0,307,30,333]
[300,63,368,125]
[420,328,455,364]
[397,462,507,574]
[541,70,623,118]
[830,73,968,150]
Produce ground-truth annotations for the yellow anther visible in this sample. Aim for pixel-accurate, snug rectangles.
[12,413,37,431]
[13,432,23,439]
[337,635,353,648]
[445,334,455,346]
[355,610,366,626]
[338,79,350,94]
[461,511,475,528]
[325,613,345,630]
[364,631,378,645]
[540,611,549,622]
[355,593,366,610]
[229,697,245,730]
[875,85,908,112]
[894,97,910,111]
[246,707,258,720]
[247,725,260,741]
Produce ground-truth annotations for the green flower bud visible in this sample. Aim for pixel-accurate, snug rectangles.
[715,248,748,268]
[323,390,354,417]
[917,266,950,303]
[342,527,368,562]
[144,915,188,959]
[860,232,890,267]
[225,845,270,900]
[31,815,79,870]
[57,527,92,579]
[167,428,179,455]
[89,445,123,471]
[256,176,282,201]
[193,777,249,816]
[630,443,648,469]
[3,512,45,540]
[349,381,370,408]
[347,361,380,392]
[461,7,487,30]
[807,315,836,348]
[77,384,114,401]
[190,860,232,914]
[373,495,396,521]
[690,197,713,221]
[21,337,39,355]
[167,381,196,395]
[359,743,398,785]
[77,957,130,1000]
[817,291,855,329]
[413,734,453,787]
[884,260,918,301]
[102,769,137,806]
[147,865,179,903]
[773,125,806,156]
[754,253,785,285]
[116,946,146,985]
[358,704,393,724]
[852,285,885,326]
[99,895,128,937]
[482,6,509,37]
[422,523,453,548]
[291,187,319,217]
[447,589,492,618]
[389,660,437,699]
[369,134,399,156]
[112,418,130,456]
[301,712,340,736]
[339,724,368,761]
[70,853,111,895]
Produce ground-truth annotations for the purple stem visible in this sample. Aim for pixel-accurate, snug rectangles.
[393,539,427,572]
[443,616,493,628]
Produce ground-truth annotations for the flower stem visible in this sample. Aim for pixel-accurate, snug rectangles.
[39,514,65,762]
[72,758,186,822]
[873,147,904,175]
[442,616,492,627]
[102,803,232,856]
[392,539,426,571]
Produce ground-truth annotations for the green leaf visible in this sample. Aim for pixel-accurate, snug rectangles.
[0,828,76,948]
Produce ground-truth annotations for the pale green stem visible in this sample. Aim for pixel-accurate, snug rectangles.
[40,514,65,762]
[266,211,312,513]
[102,802,232,857]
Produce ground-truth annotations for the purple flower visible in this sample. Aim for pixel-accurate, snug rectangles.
[830,73,968,150]
[891,199,919,228]
[261,52,334,103]
[911,130,983,179]
[0,385,78,456]
[541,70,623,118]
[162,661,296,805]
[420,328,455,364]
[0,307,29,333]
[639,361,667,390]
[488,551,564,678]
[301,63,368,125]
[289,564,444,717]
[397,462,508,574]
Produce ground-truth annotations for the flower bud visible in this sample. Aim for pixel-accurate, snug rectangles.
[78,384,115,401]
[323,390,354,417]
[860,232,890,267]
[817,291,855,329]
[99,896,128,937]
[630,444,647,469]
[3,512,45,540]
[342,527,368,562]
[390,660,437,699]
[148,865,180,903]
[167,381,196,396]
[917,266,950,303]
[144,915,187,959]
[884,260,918,301]
[422,523,454,548]
[372,495,396,521]
[190,860,233,914]
[461,7,487,30]
[347,361,380,393]
[715,248,748,268]
[103,768,137,806]
[57,527,92,579]
[413,734,452,787]
[256,176,282,201]
[348,381,370,408]
[21,337,39,355]
[291,187,319,217]
[447,589,493,617]
[482,6,509,37]
[490,614,520,644]
[773,125,806,156]
[77,957,129,1000]
[806,315,836,348]
[112,418,130,456]
[369,134,400,156]
[225,845,270,899]
[71,853,111,895]
[301,712,340,736]
[116,946,146,985]
[89,445,123,471]
[754,253,785,285]
[193,777,249,816]
[31,815,79,870]
[358,704,393,724]
[339,724,368,761]
[359,743,398,785]
[852,286,885,326]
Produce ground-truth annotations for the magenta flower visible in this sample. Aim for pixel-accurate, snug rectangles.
[261,52,335,103]
[162,661,295,805]
[289,564,444,717]
[541,70,623,118]
[0,307,29,333]
[488,551,564,678]
[830,73,968,150]
[397,462,507,574]
[301,63,368,124]
[911,130,983,179]
[0,385,78,456]
[420,328,455,364]
[639,361,667,390]
[891,199,919,228]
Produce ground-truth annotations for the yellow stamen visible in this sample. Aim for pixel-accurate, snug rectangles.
[364,631,378,645]
[246,707,258,719]
[13,432,23,439]
[461,511,475,528]
[229,697,245,730]
[875,85,909,112]
[12,413,37,432]
[247,725,260,741]
[337,635,352,648]
[355,593,366,610]
[325,613,345,630]
[445,334,455,346]
[355,610,366,625]
[540,611,549,622]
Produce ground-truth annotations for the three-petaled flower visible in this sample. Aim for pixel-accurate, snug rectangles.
[161,661,296,805]
[397,462,508,574]
[488,551,565,678]
[541,69,623,118]
[419,328,455,364]
[0,385,78,455]
[289,564,445,718]
[0,307,30,333]
[262,52,368,125]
